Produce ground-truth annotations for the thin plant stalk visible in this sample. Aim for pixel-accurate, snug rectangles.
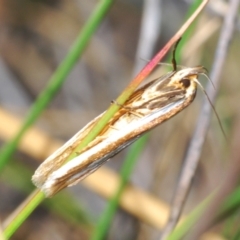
[166,193,215,240]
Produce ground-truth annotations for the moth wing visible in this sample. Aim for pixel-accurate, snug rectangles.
[39,100,187,197]
[32,112,104,188]
[41,134,138,197]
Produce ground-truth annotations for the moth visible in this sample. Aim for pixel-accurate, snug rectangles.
[32,66,206,197]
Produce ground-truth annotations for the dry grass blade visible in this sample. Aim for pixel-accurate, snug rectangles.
[189,103,240,239]
[161,0,240,238]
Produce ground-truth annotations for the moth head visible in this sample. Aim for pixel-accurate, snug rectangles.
[169,66,207,97]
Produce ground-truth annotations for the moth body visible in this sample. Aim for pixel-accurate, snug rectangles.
[32,66,206,197]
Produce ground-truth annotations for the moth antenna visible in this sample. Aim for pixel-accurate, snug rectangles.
[193,78,227,141]
[172,38,182,71]
[201,73,216,90]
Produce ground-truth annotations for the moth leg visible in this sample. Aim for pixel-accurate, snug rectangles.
[126,111,144,118]
[108,125,120,131]
[111,100,144,118]
[111,99,123,107]
[111,100,136,110]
